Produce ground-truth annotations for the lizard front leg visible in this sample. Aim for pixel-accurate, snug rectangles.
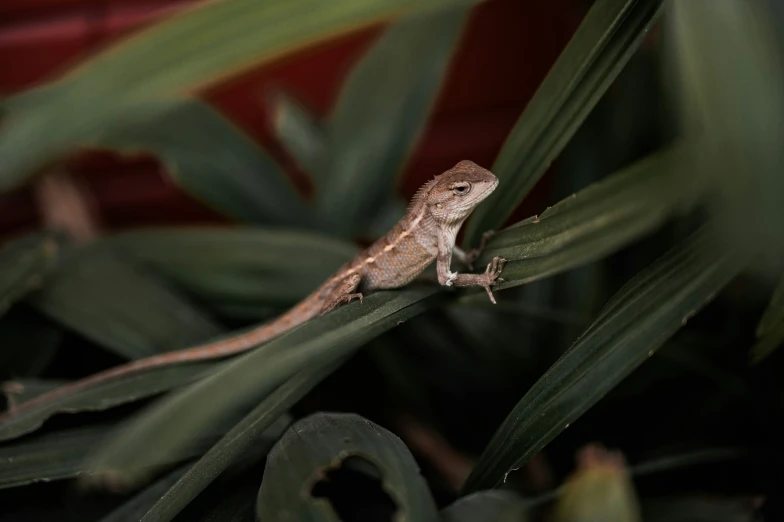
[437,238,506,304]
[452,230,496,270]
[319,272,363,315]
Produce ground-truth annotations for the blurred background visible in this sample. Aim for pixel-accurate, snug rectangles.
[1,0,586,237]
[1,0,783,521]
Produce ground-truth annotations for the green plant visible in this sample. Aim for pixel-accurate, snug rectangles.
[1,1,782,521]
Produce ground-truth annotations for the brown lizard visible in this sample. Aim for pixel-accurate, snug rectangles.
[1,160,506,415]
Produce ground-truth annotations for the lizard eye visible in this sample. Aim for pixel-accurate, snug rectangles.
[451,182,471,195]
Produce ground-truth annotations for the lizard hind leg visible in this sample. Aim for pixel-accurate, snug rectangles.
[319,272,363,315]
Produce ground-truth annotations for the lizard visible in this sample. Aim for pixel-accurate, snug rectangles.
[0,160,506,416]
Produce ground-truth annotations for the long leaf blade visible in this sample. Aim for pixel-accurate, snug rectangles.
[474,143,704,290]
[0,421,223,489]
[256,412,439,521]
[0,145,703,433]
[27,247,223,360]
[0,362,217,442]
[103,227,357,318]
[464,0,664,246]
[138,365,338,522]
[318,6,469,235]
[0,0,477,190]
[93,100,314,228]
[270,91,327,179]
[98,466,191,522]
[85,287,443,483]
[461,225,748,492]
[667,0,784,271]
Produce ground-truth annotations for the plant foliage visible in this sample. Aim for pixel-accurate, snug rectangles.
[0,0,781,521]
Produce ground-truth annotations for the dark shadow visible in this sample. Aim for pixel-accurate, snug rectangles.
[310,455,398,522]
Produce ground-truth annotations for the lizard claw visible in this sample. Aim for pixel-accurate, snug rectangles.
[480,256,507,304]
[483,285,498,305]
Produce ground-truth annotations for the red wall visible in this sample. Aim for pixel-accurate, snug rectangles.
[0,0,585,238]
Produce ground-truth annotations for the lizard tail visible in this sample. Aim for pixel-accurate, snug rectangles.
[0,286,328,419]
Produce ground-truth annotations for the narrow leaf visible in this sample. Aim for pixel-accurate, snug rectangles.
[462,225,748,492]
[27,247,223,360]
[464,0,664,246]
[667,0,784,272]
[318,6,469,235]
[87,287,443,484]
[256,412,439,521]
[98,466,190,522]
[0,421,223,489]
[92,99,314,228]
[474,143,704,291]
[441,490,531,522]
[270,90,327,178]
[0,361,217,442]
[0,0,477,190]
[103,227,357,317]
[138,364,338,522]
[0,231,60,317]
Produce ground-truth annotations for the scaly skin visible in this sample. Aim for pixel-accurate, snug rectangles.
[0,160,506,417]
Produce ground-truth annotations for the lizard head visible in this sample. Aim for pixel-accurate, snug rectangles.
[424,160,499,224]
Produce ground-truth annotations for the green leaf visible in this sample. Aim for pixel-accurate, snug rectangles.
[0,361,217,442]
[0,141,706,443]
[464,0,664,246]
[750,271,784,363]
[441,490,531,522]
[317,6,469,235]
[27,247,223,360]
[474,143,705,290]
[0,227,355,440]
[256,412,439,521]
[86,286,443,484]
[0,420,224,489]
[269,90,327,178]
[0,0,477,190]
[667,0,784,273]
[461,225,748,492]
[0,146,707,442]
[137,364,338,522]
[103,227,357,318]
[98,466,190,522]
[0,231,60,317]
[92,99,314,228]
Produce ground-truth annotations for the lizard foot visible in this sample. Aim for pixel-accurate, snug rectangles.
[320,292,363,314]
[481,256,507,304]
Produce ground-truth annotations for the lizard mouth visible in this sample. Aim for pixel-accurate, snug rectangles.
[483,178,499,196]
